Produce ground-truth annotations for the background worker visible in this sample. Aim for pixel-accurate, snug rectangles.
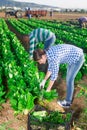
[22,28,56,59]
[33,44,84,108]
[50,9,53,17]
[78,16,87,28]
[27,7,31,19]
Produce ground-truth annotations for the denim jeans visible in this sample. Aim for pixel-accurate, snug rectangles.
[66,55,85,103]
[44,34,56,50]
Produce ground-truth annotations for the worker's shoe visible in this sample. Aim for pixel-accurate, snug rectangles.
[57,100,71,108]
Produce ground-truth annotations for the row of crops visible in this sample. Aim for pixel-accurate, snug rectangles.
[0,18,58,114]
[0,17,87,115]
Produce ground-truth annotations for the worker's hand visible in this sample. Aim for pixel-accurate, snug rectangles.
[46,89,51,92]
[29,56,33,60]
[40,79,46,89]
[46,87,51,92]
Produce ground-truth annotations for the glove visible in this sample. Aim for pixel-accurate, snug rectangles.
[29,56,33,60]
[46,89,51,92]
[40,79,46,89]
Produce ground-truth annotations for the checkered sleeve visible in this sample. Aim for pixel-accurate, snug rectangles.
[48,61,60,81]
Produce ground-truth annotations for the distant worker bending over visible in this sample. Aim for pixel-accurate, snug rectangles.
[78,16,87,28]
[22,28,56,59]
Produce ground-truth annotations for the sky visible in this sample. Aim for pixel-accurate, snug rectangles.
[13,0,87,9]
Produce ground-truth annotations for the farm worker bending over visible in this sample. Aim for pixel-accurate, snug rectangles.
[78,17,87,28]
[22,28,56,59]
[33,44,84,108]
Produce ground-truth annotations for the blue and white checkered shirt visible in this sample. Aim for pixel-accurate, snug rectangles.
[46,44,83,81]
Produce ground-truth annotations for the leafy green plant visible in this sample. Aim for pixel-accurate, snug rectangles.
[31,110,72,124]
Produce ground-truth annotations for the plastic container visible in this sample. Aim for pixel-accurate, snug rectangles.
[27,105,74,130]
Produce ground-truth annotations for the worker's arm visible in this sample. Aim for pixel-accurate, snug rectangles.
[45,62,59,91]
[44,71,55,91]
[40,60,59,90]
[40,71,52,89]
[46,80,55,91]
[29,38,36,59]
[44,71,52,81]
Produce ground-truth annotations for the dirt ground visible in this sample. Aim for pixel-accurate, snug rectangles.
[0,76,87,130]
[0,11,87,21]
[39,12,87,21]
[0,11,87,130]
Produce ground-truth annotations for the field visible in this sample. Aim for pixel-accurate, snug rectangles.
[0,11,87,130]
[0,11,87,20]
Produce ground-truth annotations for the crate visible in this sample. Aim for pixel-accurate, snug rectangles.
[27,105,74,130]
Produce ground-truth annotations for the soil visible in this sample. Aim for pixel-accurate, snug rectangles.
[0,11,87,21]
[0,11,87,130]
[0,100,28,130]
